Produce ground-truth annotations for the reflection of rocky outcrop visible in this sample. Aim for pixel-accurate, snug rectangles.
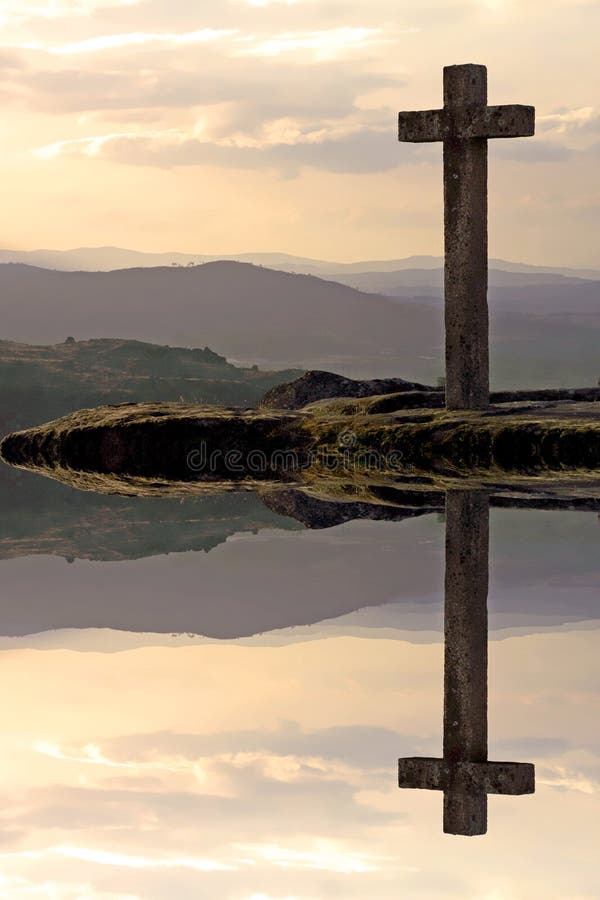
[0,464,300,562]
[262,487,443,528]
[1,475,599,641]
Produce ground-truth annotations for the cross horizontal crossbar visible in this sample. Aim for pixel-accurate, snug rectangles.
[398,104,535,143]
[398,757,535,795]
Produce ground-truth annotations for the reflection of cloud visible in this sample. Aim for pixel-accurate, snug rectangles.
[54,845,237,872]
[237,840,396,873]
[0,627,598,899]
[106,723,419,772]
[33,740,209,781]
[0,844,239,872]
[33,737,381,787]
[0,871,138,899]
[0,0,142,23]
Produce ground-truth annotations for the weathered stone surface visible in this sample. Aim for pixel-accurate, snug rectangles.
[467,104,535,139]
[397,64,535,411]
[398,758,535,794]
[443,65,490,411]
[397,103,534,143]
[397,108,445,142]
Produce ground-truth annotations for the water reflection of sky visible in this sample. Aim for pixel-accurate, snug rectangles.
[0,508,598,897]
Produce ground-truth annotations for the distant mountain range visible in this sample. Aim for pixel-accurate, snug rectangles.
[1,260,598,389]
[1,245,599,280]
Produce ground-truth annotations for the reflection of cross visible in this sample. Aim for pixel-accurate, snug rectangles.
[398,65,535,410]
[398,491,535,835]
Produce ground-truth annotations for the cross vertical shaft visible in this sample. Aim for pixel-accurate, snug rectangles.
[444,66,489,410]
[397,64,535,411]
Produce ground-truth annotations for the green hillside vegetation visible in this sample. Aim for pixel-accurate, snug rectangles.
[0,337,301,434]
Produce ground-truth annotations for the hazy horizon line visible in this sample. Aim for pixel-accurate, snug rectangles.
[1,244,599,272]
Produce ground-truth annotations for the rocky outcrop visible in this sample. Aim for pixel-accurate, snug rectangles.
[0,403,312,484]
[260,370,437,409]
[261,371,600,412]
[2,398,600,489]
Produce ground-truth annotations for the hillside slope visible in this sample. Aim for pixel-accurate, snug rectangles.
[0,261,598,389]
[0,336,300,433]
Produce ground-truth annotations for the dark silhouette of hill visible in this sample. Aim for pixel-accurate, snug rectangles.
[0,336,300,433]
[0,261,598,388]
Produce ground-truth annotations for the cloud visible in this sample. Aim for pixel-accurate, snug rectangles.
[491,139,574,162]
[34,123,426,173]
[234,26,396,60]
[19,57,400,118]
[48,28,239,55]
[538,107,600,135]
[538,765,600,795]
[246,0,304,6]
[236,840,394,873]
[0,0,142,23]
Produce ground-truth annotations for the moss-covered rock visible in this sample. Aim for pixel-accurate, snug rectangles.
[2,397,600,494]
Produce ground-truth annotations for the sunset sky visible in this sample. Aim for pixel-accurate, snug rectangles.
[0,0,598,264]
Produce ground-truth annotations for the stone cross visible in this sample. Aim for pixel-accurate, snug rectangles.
[398,491,535,835]
[398,65,535,410]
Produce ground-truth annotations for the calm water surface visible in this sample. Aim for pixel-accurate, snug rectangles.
[0,464,598,898]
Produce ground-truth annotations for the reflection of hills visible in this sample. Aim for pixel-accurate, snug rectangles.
[1,476,599,642]
[0,464,300,563]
